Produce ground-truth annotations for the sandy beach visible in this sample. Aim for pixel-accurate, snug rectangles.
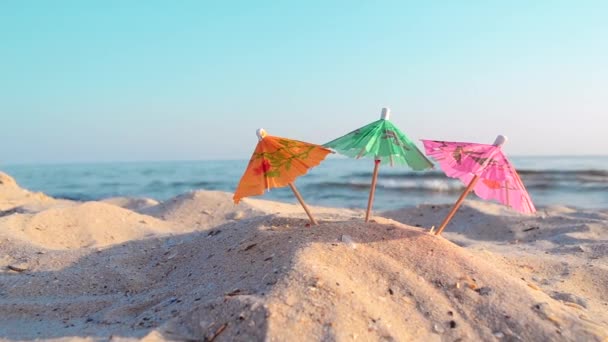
[0,171,606,341]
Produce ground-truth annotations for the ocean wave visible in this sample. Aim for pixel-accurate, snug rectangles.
[169,181,212,188]
[312,174,608,193]
[347,169,608,187]
[54,192,97,201]
[99,181,134,187]
[350,171,445,179]
[313,179,464,193]
[351,169,608,179]
[144,180,212,189]
[517,169,608,177]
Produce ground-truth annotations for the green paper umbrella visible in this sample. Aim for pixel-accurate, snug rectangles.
[324,108,433,221]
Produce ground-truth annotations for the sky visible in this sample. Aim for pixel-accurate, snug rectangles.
[1,1,607,164]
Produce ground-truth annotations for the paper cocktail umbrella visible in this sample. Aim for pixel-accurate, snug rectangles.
[234,128,332,225]
[422,135,536,235]
[324,108,433,221]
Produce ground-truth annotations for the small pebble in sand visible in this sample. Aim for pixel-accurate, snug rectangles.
[433,323,445,333]
[242,243,257,252]
[7,265,28,273]
[532,302,563,326]
[340,235,357,249]
[475,287,492,296]
[208,230,222,237]
[228,211,245,220]
[493,331,505,338]
[550,291,588,308]
[563,302,585,310]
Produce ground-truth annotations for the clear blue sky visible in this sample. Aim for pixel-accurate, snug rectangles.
[1,1,606,164]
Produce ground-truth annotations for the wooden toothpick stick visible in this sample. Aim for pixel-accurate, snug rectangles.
[435,175,479,235]
[365,159,381,222]
[288,182,318,225]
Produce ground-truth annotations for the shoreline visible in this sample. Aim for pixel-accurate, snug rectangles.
[3,157,608,211]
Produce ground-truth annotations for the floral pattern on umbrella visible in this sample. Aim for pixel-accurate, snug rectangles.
[233,135,331,204]
[324,117,432,169]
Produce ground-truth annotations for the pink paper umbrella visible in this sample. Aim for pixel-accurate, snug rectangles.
[422,135,536,235]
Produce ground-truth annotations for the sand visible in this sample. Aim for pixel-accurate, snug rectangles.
[0,171,606,341]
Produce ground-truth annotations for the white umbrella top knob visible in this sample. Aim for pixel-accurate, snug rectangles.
[493,135,508,147]
[380,107,391,120]
[256,128,268,140]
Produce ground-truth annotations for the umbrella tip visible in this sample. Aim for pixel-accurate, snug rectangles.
[493,135,508,146]
[381,107,391,120]
[256,128,267,140]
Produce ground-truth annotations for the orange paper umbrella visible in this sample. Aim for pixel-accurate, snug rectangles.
[233,128,332,225]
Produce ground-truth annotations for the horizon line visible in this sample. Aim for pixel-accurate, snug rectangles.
[3,154,608,167]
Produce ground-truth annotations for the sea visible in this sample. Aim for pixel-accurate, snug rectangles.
[3,156,608,210]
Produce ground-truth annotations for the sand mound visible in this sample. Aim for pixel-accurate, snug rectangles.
[142,190,362,232]
[0,201,173,250]
[384,201,608,335]
[0,172,68,212]
[0,172,19,187]
[383,200,525,241]
[142,190,266,230]
[243,197,363,220]
[103,197,160,212]
[0,213,606,341]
